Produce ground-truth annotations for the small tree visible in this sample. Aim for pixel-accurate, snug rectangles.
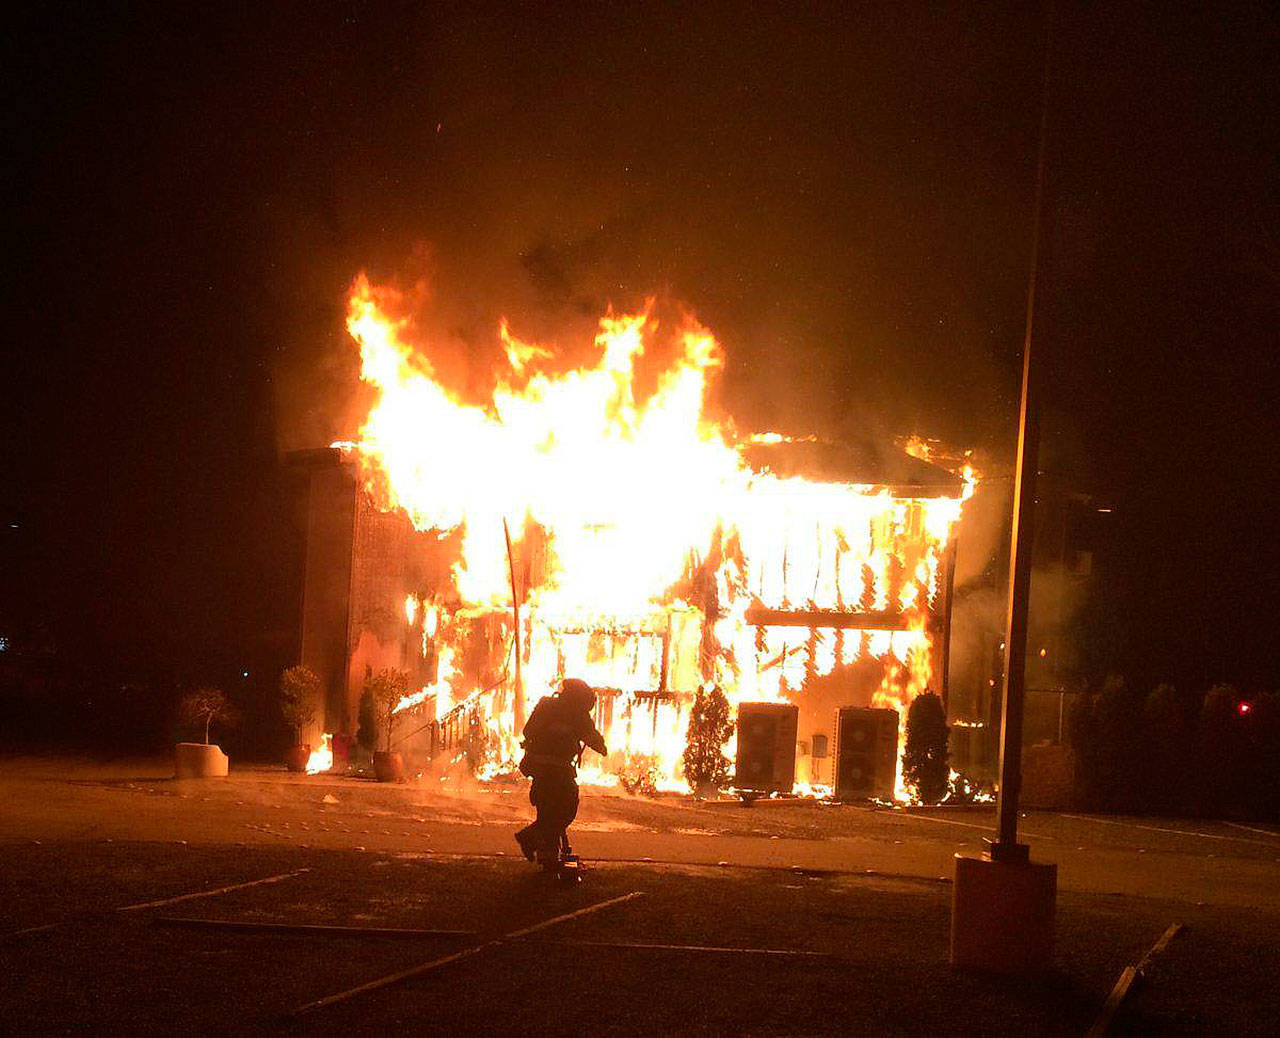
[279,665,319,742]
[179,687,237,745]
[682,683,733,796]
[903,690,949,804]
[364,669,409,752]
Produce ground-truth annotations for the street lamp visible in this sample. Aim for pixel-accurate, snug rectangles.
[950,2,1059,973]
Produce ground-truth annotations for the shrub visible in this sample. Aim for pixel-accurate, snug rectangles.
[1196,684,1238,816]
[1069,677,1279,822]
[1140,683,1195,813]
[1074,674,1144,812]
[903,691,949,804]
[1241,691,1280,820]
[278,665,320,739]
[682,683,733,796]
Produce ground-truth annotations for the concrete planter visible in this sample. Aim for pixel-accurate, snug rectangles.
[373,750,405,783]
[951,854,1057,973]
[284,744,311,773]
[174,742,229,779]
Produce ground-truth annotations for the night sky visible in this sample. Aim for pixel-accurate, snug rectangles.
[3,2,1276,694]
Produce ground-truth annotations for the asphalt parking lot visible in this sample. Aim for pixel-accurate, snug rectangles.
[2,758,1278,1034]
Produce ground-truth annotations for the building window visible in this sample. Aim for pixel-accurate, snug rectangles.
[812,733,829,759]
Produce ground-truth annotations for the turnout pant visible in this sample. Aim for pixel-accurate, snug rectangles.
[519,766,580,857]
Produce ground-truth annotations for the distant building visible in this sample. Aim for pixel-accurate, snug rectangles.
[948,475,1111,783]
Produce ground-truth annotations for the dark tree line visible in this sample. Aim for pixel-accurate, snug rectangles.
[0,651,292,759]
[1069,679,1280,821]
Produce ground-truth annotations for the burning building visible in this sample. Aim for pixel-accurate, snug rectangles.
[288,275,974,798]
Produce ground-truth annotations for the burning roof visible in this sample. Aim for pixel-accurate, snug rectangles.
[741,436,967,498]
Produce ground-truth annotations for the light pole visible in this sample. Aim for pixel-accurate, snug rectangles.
[987,0,1055,866]
[988,310,1041,862]
[950,3,1058,972]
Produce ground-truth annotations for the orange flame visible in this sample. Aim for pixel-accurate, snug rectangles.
[343,274,972,798]
[305,733,333,775]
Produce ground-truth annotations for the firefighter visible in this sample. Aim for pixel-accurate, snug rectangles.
[515,678,607,867]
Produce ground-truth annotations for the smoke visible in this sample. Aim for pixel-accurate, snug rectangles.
[260,5,1079,726]
[263,5,1043,460]
[270,232,1019,458]
[945,410,1100,718]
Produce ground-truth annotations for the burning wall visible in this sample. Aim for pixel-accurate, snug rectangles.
[296,275,975,797]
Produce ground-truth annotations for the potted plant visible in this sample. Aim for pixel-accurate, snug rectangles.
[365,669,409,782]
[279,665,320,772]
[174,686,238,778]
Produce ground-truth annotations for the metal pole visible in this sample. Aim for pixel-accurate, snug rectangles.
[938,539,958,711]
[503,518,526,731]
[989,4,1055,864]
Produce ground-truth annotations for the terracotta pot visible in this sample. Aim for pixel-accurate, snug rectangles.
[285,744,311,773]
[373,750,405,783]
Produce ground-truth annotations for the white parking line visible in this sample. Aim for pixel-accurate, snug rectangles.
[154,918,477,938]
[1223,821,1280,839]
[894,813,1048,840]
[527,938,832,957]
[0,922,60,943]
[290,890,645,1016]
[3,868,313,940]
[116,868,310,911]
[1060,814,1277,847]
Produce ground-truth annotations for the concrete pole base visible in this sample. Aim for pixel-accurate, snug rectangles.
[951,853,1056,973]
[174,742,230,779]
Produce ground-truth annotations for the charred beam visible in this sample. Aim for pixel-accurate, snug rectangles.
[938,539,958,708]
[744,606,911,631]
[593,687,693,703]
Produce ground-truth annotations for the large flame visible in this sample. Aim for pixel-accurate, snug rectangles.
[342,274,974,798]
[305,733,333,775]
